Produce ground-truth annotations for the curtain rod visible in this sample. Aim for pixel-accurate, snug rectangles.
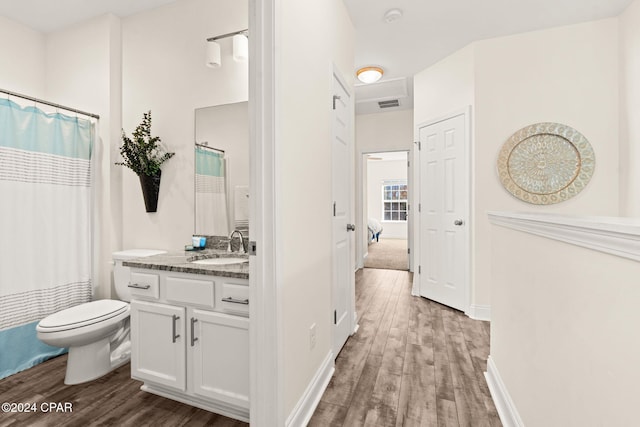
[195,142,225,153]
[0,88,100,120]
[207,29,248,42]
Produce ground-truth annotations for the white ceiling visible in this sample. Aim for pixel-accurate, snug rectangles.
[0,0,633,114]
[346,0,633,114]
[0,0,176,33]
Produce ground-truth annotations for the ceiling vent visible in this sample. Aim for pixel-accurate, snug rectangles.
[378,99,399,109]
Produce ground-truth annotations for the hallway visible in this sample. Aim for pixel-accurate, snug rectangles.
[310,268,501,426]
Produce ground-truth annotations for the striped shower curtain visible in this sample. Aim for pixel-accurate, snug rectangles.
[0,98,94,379]
[195,147,229,236]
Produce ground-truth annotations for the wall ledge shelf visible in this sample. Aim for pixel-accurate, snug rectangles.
[487,211,640,262]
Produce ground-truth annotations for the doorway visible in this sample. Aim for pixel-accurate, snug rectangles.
[362,151,410,271]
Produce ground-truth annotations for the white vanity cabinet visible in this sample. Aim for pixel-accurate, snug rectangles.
[129,269,249,422]
[130,301,186,390]
[190,308,249,407]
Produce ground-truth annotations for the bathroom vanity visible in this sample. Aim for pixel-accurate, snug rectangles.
[124,251,249,422]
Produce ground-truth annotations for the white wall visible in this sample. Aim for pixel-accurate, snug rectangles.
[366,159,408,239]
[45,14,122,299]
[121,0,248,252]
[490,225,640,426]
[0,16,45,96]
[620,0,640,216]
[277,0,354,418]
[414,45,475,124]
[413,19,619,312]
[474,19,620,308]
[487,4,640,424]
[356,109,413,152]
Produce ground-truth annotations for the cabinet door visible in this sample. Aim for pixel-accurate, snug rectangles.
[189,308,249,409]
[131,300,186,391]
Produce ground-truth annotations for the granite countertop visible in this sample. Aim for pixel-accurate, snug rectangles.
[123,249,249,279]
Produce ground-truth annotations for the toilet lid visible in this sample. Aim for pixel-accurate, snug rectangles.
[37,300,129,332]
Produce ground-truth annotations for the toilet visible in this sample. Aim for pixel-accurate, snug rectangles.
[36,249,165,385]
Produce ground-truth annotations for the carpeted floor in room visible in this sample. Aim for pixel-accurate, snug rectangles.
[364,238,408,270]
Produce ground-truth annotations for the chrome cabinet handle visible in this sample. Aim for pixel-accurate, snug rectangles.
[346,224,356,232]
[172,315,180,343]
[190,318,198,347]
[128,283,151,290]
[454,219,464,226]
[222,297,249,305]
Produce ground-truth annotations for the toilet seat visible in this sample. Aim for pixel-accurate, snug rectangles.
[37,300,129,333]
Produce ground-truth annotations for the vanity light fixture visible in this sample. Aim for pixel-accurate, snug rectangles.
[356,66,384,84]
[206,40,222,68]
[206,29,248,68]
[232,34,248,62]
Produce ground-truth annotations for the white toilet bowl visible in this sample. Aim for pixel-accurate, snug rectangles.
[36,249,165,385]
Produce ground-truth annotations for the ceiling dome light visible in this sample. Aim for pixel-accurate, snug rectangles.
[356,66,383,84]
[384,8,403,23]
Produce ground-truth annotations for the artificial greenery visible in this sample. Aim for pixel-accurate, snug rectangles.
[116,111,174,176]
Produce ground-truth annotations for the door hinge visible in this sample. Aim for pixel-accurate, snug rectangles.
[334,310,337,325]
[333,202,336,217]
[407,160,410,168]
[248,241,257,256]
[418,203,422,212]
[418,265,421,274]
[417,141,421,150]
[407,248,410,254]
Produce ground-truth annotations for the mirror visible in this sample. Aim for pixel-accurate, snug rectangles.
[194,101,249,237]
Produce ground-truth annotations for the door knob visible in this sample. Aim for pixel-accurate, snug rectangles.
[454,219,464,226]
[346,224,356,231]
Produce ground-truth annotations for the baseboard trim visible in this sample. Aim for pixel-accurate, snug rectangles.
[466,304,491,321]
[411,274,419,296]
[285,350,335,427]
[485,356,524,427]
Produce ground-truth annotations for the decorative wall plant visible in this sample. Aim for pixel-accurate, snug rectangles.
[497,122,595,205]
[116,111,175,212]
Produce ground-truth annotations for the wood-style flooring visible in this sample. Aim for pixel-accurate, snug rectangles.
[0,268,499,427]
[0,353,247,427]
[309,268,501,427]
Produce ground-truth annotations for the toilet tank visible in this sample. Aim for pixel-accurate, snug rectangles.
[112,249,166,302]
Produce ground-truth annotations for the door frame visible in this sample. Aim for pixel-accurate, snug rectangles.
[332,65,357,353]
[412,106,472,312]
[357,149,413,271]
[249,0,282,425]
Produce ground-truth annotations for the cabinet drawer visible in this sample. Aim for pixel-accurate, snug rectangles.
[220,283,249,316]
[166,276,215,308]
[129,272,160,300]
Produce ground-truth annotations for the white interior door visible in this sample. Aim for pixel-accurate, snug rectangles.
[418,112,469,311]
[332,71,354,357]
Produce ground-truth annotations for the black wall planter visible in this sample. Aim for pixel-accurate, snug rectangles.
[138,171,161,212]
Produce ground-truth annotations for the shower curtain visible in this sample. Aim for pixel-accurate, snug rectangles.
[195,147,229,236]
[0,98,94,379]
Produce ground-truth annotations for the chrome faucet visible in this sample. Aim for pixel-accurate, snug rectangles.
[228,229,246,253]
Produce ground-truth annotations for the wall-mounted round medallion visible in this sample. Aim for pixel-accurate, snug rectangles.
[497,122,595,205]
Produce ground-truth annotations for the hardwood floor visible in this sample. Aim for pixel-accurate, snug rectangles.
[0,268,498,427]
[310,268,501,427]
[0,354,247,427]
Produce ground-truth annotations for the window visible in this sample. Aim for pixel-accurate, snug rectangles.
[382,180,408,221]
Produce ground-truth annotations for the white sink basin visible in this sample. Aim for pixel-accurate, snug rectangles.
[191,257,248,266]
